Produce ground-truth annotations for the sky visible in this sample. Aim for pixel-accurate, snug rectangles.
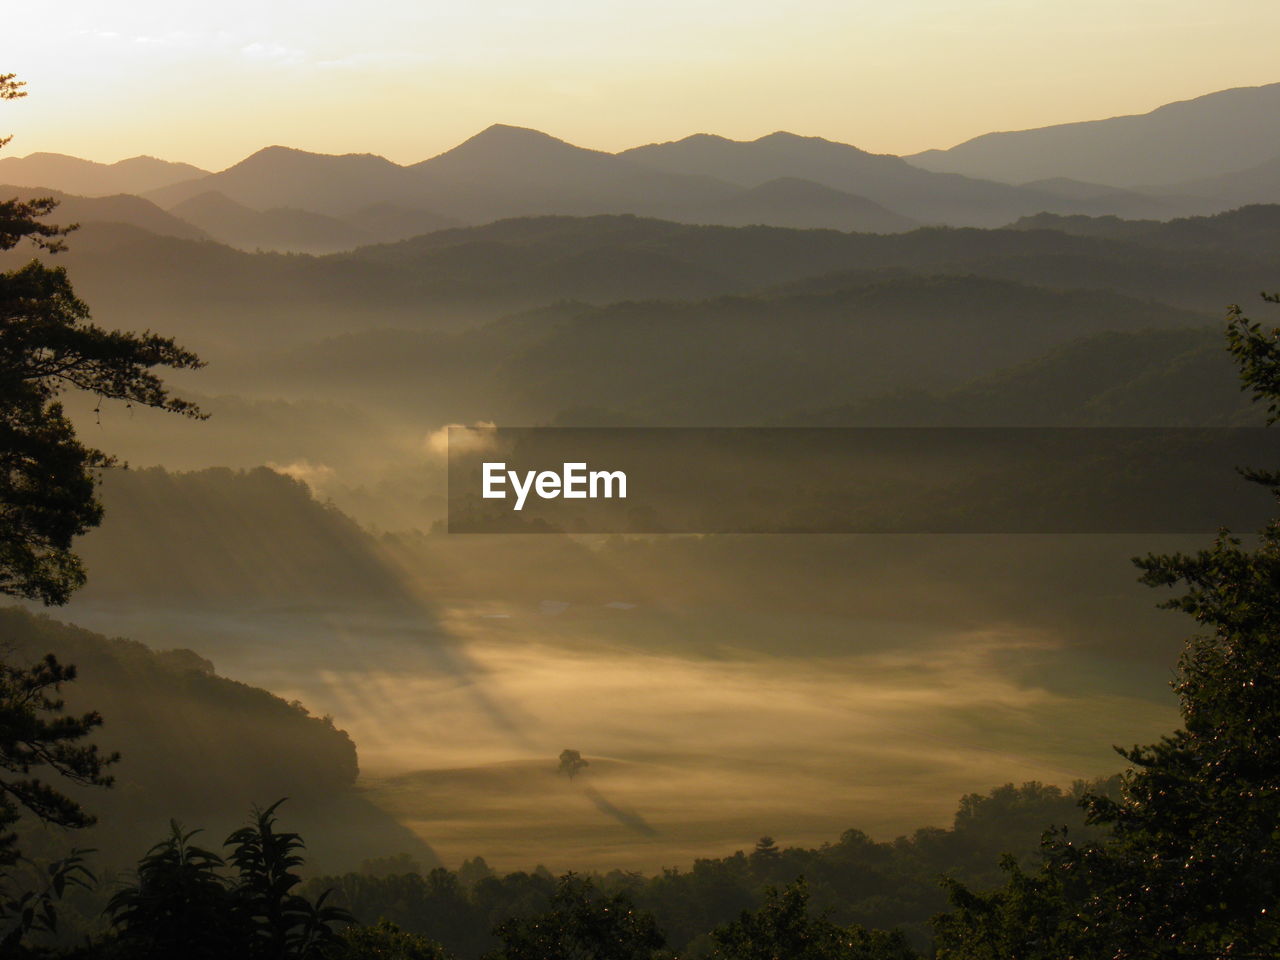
[2,0,1279,171]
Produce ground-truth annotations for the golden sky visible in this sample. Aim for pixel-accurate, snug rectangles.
[3,0,1279,170]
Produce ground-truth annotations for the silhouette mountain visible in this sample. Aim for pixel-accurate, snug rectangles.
[1164,154,1280,208]
[909,81,1280,187]
[14,205,1280,379]
[1016,177,1193,218]
[76,465,418,608]
[144,130,744,227]
[340,201,459,243]
[1009,205,1280,257]
[136,124,1113,231]
[413,123,616,179]
[0,605,440,875]
[472,275,1202,422]
[0,184,208,240]
[620,130,1083,226]
[0,151,207,196]
[17,81,1280,233]
[148,145,418,214]
[406,122,740,221]
[701,177,916,232]
[170,190,375,253]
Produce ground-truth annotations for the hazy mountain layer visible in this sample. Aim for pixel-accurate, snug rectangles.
[799,327,1254,427]
[0,151,208,196]
[6,209,1271,385]
[141,129,927,234]
[12,81,1280,247]
[0,606,434,874]
[169,190,374,253]
[620,130,1143,226]
[908,82,1280,187]
[0,184,208,240]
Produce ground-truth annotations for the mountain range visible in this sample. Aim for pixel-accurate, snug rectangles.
[0,151,207,195]
[909,82,1280,187]
[10,206,1275,364]
[3,81,1279,253]
[8,203,1276,435]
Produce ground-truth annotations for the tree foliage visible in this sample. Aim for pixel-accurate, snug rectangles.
[336,919,451,960]
[105,822,234,959]
[710,880,918,960]
[0,654,117,865]
[487,874,664,960]
[0,70,203,950]
[0,74,72,257]
[934,293,1280,959]
[0,258,204,606]
[0,73,203,608]
[227,799,354,959]
[557,749,589,781]
[106,801,351,959]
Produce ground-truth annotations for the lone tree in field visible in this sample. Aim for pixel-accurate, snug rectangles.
[557,749,589,780]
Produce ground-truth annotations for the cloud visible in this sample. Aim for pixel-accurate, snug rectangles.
[426,421,498,457]
[268,459,337,492]
[240,41,306,66]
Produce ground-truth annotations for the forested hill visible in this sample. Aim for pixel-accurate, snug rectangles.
[5,207,1279,359]
[228,276,1202,425]
[797,326,1258,427]
[471,277,1202,422]
[303,778,1119,957]
[72,466,415,609]
[0,607,434,874]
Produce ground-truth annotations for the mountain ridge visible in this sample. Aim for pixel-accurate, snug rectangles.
[0,151,208,196]
[908,81,1280,187]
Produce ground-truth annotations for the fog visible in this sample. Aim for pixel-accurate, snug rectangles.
[51,573,1175,873]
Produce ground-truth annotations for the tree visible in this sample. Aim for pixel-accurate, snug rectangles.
[105,822,235,960]
[711,880,918,960]
[749,837,781,872]
[934,293,1280,959]
[0,654,119,866]
[0,72,202,947]
[226,799,352,959]
[0,75,71,257]
[557,749,589,781]
[0,77,202,609]
[107,801,352,959]
[0,251,204,608]
[487,874,664,960]
[336,919,451,960]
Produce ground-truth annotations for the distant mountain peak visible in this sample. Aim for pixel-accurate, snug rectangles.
[13,151,79,161]
[441,123,606,158]
[411,125,616,186]
[238,144,394,162]
[756,131,812,143]
[219,146,402,181]
[478,122,556,138]
[0,151,210,197]
[675,133,734,145]
[245,144,307,158]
